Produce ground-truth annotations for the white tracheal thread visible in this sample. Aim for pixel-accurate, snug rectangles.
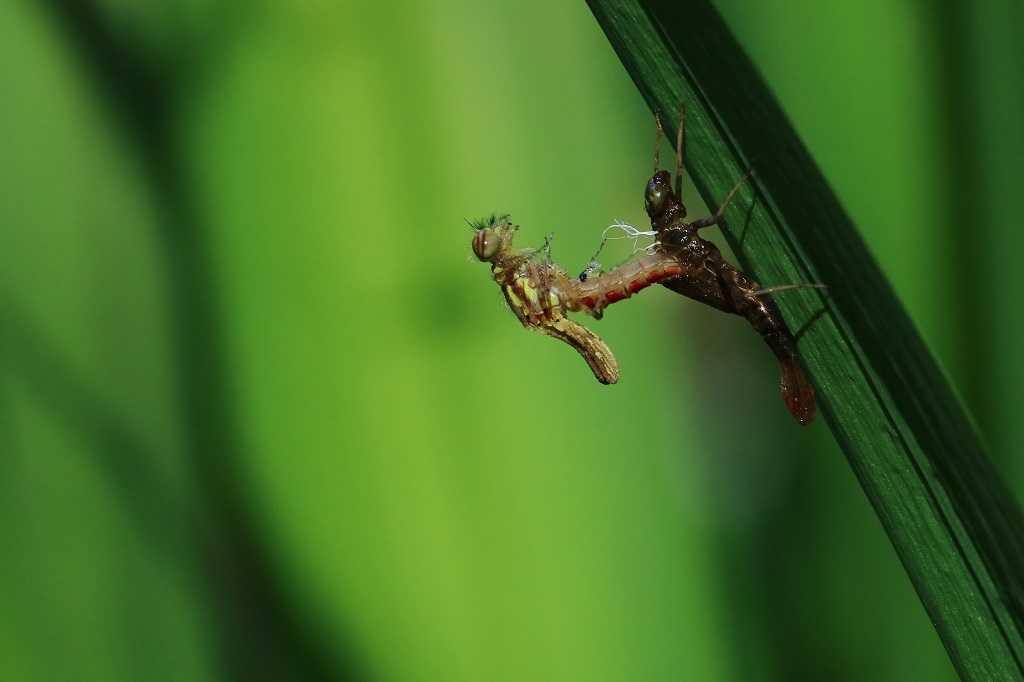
[582,221,658,278]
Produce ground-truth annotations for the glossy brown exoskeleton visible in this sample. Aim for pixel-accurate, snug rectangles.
[642,105,817,424]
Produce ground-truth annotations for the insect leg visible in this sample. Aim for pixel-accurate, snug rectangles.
[653,112,663,174]
[674,103,685,198]
[688,166,753,229]
[746,283,828,297]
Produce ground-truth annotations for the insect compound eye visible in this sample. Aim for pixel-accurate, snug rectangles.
[645,171,672,216]
[645,183,666,212]
[472,228,500,261]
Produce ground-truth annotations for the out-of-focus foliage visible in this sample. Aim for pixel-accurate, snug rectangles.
[0,0,1020,680]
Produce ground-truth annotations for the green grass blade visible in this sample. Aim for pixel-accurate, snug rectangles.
[585,0,1024,678]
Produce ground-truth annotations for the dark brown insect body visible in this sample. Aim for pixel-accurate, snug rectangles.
[643,107,817,424]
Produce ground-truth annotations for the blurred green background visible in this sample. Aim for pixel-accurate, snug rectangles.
[2,0,1021,680]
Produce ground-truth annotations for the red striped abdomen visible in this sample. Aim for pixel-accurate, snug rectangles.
[570,252,685,317]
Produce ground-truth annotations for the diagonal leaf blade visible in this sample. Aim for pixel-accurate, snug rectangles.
[585,0,1024,678]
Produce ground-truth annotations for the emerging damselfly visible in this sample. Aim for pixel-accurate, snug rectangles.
[470,107,821,424]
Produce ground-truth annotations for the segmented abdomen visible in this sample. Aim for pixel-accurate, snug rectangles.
[569,252,685,317]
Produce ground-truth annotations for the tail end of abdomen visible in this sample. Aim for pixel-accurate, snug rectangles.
[780,358,816,425]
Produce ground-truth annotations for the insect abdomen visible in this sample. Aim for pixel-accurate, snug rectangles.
[573,253,684,315]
